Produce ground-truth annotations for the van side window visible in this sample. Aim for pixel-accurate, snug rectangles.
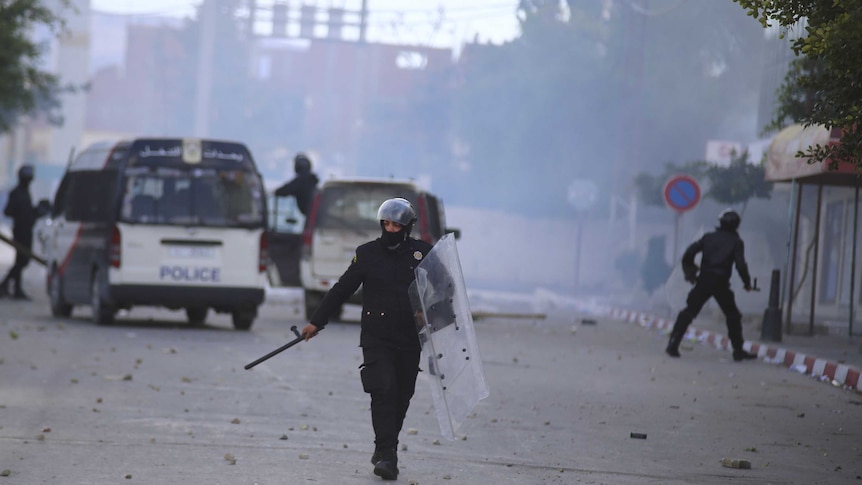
[66,171,118,222]
[72,149,111,170]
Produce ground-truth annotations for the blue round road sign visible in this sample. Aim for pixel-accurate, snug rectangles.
[663,175,701,213]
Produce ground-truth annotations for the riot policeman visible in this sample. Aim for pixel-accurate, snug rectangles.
[1,165,40,299]
[274,152,319,217]
[665,209,758,361]
[301,197,432,480]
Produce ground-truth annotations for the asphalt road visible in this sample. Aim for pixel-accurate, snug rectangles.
[1,292,861,485]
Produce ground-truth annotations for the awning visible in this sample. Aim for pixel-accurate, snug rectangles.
[766,124,858,186]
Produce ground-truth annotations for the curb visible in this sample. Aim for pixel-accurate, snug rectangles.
[606,307,861,392]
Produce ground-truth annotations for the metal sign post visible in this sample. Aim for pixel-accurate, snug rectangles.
[663,175,701,261]
[567,180,598,293]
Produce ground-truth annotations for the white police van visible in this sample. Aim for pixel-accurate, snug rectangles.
[293,178,458,320]
[43,138,268,330]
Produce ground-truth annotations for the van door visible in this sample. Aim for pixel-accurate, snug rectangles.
[50,170,117,303]
[266,194,305,287]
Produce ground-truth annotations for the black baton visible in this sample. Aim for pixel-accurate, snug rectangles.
[244,325,318,370]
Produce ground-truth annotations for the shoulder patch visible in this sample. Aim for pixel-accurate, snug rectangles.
[353,253,358,263]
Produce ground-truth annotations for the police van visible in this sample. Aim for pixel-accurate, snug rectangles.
[43,138,268,330]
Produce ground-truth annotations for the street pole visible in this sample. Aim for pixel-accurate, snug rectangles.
[574,211,583,293]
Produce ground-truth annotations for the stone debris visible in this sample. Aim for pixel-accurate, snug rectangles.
[224,453,236,465]
[720,458,751,469]
[104,374,133,381]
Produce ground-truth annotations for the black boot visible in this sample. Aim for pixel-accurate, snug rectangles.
[12,285,30,300]
[370,447,384,465]
[665,331,684,358]
[373,448,398,480]
[733,349,757,361]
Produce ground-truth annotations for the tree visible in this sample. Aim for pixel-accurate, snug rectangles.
[733,0,862,168]
[702,150,773,215]
[0,0,74,134]
[451,1,764,217]
[632,150,772,213]
[632,161,709,208]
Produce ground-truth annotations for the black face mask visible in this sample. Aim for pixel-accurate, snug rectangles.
[381,227,406,248]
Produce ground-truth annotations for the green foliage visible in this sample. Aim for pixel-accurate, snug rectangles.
[733,0,862,168]
[452,1,763,216]
[632,161,708,208]
[0,0,74,134]
[761,56,824,135]
[633,150,772,210]
[703,150,773,207]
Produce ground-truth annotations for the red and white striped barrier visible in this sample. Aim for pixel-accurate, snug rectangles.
[604,308,861,392]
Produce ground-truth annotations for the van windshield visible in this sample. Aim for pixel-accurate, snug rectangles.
[119,167,265,227]
[317,185,417,231]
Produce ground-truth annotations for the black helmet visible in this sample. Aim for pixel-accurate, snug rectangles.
[378,198,417,232]
[718,209,741,231]
[18,165,34,183]
[294,153,311,174]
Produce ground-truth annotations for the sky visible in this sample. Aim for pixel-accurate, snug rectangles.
[89,1,523,50]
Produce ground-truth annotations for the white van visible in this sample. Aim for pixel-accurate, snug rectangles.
[43,138,268,330]
[271,177,458,320]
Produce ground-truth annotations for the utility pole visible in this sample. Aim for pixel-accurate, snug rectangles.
[359,0,368,43]
[609,4,646,250]
[246,0,256,38]
[194,0,217,137]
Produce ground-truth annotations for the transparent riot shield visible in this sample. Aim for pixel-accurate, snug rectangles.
[409,233,489,440]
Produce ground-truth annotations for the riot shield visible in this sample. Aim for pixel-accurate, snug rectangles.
[409,233,489,440]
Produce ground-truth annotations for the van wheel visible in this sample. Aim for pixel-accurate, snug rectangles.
[232,309,255,331]
[186,307,208,325]
[304,290,324,320]
[304,290,341,321]
[91,269,115,326]
[49,267,73,318]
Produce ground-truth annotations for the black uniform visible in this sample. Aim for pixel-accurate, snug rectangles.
[310,235,432,456]
[274,169,319,217]
[667,226,753,358]
[2,179,39,298]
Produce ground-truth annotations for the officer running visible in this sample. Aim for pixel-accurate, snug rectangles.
[665,209,758,362]
[301,197,432,481]
[1,165,40,299]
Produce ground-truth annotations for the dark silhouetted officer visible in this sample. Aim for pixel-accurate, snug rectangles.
[274,153,319,217]
[666,209,758,362]
[2,165,39,299]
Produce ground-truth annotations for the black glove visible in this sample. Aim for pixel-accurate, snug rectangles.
[683,264,698,284]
